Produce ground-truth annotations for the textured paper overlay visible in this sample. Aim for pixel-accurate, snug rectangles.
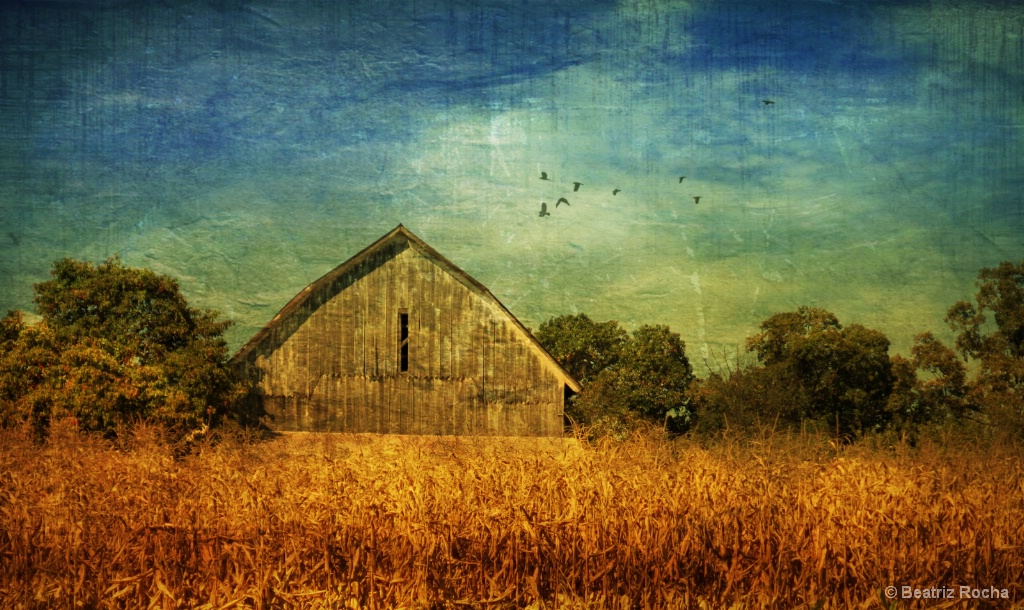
[1,0,1021,369]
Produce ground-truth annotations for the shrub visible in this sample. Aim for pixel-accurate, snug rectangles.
[687,362,797,437]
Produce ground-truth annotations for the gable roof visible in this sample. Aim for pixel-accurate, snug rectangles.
[231,224,581,392]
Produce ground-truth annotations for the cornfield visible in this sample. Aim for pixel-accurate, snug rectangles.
[1,421,1022,609]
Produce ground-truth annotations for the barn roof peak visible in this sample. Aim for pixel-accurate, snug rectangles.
[231,224,581,393]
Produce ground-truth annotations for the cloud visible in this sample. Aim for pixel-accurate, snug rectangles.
[2,0,1022,360]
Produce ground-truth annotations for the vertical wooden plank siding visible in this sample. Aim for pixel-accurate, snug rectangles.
[243,237,569,436]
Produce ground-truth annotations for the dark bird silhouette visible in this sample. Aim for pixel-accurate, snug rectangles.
[573,181,583,192]
[693,196,701,204]
[762,99,775,105]
[612,189,621,196]
[556,197,570,208]
[539,202,550,217]
[678,176,686,183]
[539,171,550,180]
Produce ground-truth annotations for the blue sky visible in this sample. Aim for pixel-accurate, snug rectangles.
[1,0,1022,367]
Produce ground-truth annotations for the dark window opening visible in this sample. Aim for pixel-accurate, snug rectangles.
[398,311,409,372]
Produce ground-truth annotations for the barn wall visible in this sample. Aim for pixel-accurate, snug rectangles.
[245,240,565,436]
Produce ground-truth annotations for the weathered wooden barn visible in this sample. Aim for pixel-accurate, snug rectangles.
[231,225,580,436]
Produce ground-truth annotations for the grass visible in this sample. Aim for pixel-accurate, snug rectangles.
[0,420,1022,609]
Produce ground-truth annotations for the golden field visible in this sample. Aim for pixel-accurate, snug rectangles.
[1,422,1022,609]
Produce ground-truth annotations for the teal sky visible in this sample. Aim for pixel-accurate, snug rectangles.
[2,0,1022,371]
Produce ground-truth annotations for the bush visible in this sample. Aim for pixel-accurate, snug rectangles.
[686,362,797,437]
[0,257,244,441]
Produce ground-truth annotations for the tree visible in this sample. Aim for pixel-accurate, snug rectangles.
[745,307,894,437]
[947,260,1024,362]
[946,259,1024,435]
[0,257,243,440]
[746,307,842,365]
[887,332,973,434]
[535,313,627,385]
[563,324,695,433]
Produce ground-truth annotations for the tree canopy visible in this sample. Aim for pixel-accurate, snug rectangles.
[537,314,695,433]
[539,262,1024,442]
[946,259,1024,435]
[535,313,627,385]
[0,257,243,439]
[743,307,894,437]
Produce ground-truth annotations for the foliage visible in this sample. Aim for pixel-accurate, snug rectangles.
[744,307,895,438]
[537,316,695,433]
[574,325,695,433]
[745,306,842,364]
[946,259,1024,437]
[543,261,1024,442]
[686,361,798,436]
[535,313,627,385]
[0,309,22,345]
[0,257,243,441]
[947,260,1024,362]
[886,332,974,436]
[887,355,920,431]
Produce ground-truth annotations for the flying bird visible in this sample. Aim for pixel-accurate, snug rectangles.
[539,202,550,217]
[612,189,621,196]
[539,171,550,180]
[573,181,583,192]
[556,197,570,208]
[762,99,775,105]
[693,196,701,204]
[678,176,686,183]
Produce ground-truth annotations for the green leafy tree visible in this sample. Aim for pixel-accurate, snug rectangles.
[745,307,894,438]
[535,313,627,385]
[887,354,919,429]
[887,332,973,435]
[909,332,971,417]
[947,260,1024,362]
[946,259,1024,435]
[569,324,695,433]
[0,257,243,440]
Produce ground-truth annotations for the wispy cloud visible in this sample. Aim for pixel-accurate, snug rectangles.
[1,0,1021,358]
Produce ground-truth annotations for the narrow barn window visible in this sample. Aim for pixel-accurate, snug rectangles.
[398,310,409,372]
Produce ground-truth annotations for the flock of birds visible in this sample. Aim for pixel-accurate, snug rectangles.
[535,99,775,218]
[536,171,703,218]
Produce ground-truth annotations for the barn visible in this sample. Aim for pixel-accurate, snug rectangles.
[230,224,581,436]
